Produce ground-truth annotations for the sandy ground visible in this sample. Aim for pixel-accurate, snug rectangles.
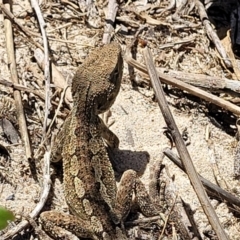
[0,0,240,239]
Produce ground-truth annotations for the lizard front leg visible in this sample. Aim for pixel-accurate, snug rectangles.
[98,116,119,148]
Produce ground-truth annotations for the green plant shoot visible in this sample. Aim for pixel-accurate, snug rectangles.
[0,206,15,230]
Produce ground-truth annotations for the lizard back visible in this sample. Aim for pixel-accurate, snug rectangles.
[61,42,123,238]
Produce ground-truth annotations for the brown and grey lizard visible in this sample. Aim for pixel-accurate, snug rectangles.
[40,42,158,240]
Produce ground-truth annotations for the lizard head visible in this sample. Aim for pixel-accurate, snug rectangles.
[72,42,123,115]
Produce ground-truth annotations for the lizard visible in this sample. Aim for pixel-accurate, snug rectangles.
[40,42,158,240]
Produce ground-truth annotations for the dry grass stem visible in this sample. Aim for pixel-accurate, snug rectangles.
[3,1,32,160]
[126,55,240,116]
[143,45,229,240]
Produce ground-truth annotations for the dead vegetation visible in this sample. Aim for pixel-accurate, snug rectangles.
[1,0,240,239]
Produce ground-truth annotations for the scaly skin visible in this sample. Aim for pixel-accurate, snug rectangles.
[40,43,158,240]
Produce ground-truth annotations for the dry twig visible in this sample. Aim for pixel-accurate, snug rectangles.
[125,54,240,116]
[234,119,240,178]
[34,48,73,107]
[143,45,229,240]
[102,0,119,44]
[3,1,32,160]
[157,68,240,94]
[2,0,54,238]
[164,148,240,209]
[125,216,160,226]
[159,195,178,240]
[0,4,43,50]
[25,215,52,240]
[0,4,40,37]
[30,0,51,137]
[2,150,51,239]
[193,0,232,68]
[0,76,45,100]
[158,0,176,17]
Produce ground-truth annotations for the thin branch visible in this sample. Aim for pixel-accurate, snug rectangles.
[30,0,51,138]
[0,3,40,37]
[102,0,119,44]
[2,1,53,238]
[193,0,232,68]
[0,4,43,50]
[0,76,60,107]
[159,195,178,240]
[157,68,240,94]
[2,151,51,240]
[34,48,72,107]
[0,76,45,100]
[125,54,240,116]
[143,45,230,240]
[164,148,240,208]
[3,1,32,160]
